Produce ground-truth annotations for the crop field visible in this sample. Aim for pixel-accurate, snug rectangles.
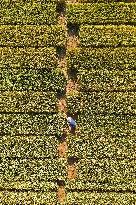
[0,0,136,204]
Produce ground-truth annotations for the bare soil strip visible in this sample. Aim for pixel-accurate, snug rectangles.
[58,98,67,115]
[57,186,66,203]
[58,15,66,26]
[68,164,77,180]
[67,35,79,50]
[66,79,79,95]
[57,1,67,204]
[58,141,68,158]
[57,1,80,203]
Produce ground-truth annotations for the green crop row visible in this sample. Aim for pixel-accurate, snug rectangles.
[67,47,136,71]
[79,25,136,47]
[0,25,66,47]
[66,158,135,191]
[0,135,59,159]
[67,48,136,91]
[0,47,57,69]
[67,3,136,24]
[0,113,65,136]
[0,191,57,205]
[78,69,135,91]
[0,158,66,190]
[67,134,135,159]
[76,114,135,135]
[67,92,136,114]
[0,3,57,25]
[67,192,136,205]
[0,0,60,8]
[75,0,135,3]
[0,91,57,113]
[0,68,66,91]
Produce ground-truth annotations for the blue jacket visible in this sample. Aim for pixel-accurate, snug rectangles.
[67,117,76,128]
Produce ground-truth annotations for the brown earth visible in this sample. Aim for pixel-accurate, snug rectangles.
[58,56,67,68]
[58,15,66,26]
[67,35,79,50]
[58,57,68,79]
[57,186,66,203]
[66,79,79,94]
[58,141,68,158]
[58,98,67,115]
[67,0,77,3]
[68,165,77,180]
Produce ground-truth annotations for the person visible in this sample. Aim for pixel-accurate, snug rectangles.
[67,116,76,128]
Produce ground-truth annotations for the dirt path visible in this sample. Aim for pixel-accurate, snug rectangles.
[57,0,79,203]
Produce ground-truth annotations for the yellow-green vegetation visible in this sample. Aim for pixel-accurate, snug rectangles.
[79,25,136,46]
[67,3,136,24]
[0,191,57,204]
[0,91,58,112]
[0,25,66,47]
[0,0,136,204]
[67,192,136,204]
[0,2,57,25]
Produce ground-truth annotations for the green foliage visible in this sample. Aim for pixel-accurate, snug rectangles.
[0,0,60,7]
[67,3,136,24]
[0,3,57,25]
[67,48,136,91]
[0,47,57,69]
[0,113,66,135]
[0,25,66,47]
[0,191,57,204]
[77,114,135,134]
[67,134,135,159]
[0,158,67,190]
[67,48,136,71]
[0,135,59,158]
[66,158,135,190]
[0,68,66,92]
[78,69,135,91]
[79,25,136,46]
[67,92,136,114]
[0,91,57,113]
[67,192,136,204]
[75,0,135,3]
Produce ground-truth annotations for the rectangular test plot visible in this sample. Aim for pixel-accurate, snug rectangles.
[67,192,136,205]
[67,92,136,115]
[67,3,136,24]
[0,2,57,25]
[67,48,136,91]
[0,25,66,47]
[0,135,59,159]
[0,191,57,205]
[66,158,136,191]
[0,113,65,136]
[0,158,66,191]
[79,25,136,47]
[0,91,57,113]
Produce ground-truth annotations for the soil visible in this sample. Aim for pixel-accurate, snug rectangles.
[66,79,79,94]
[58,15,66,26]
[57,2,79,203]
[58,56,67,67]
[57,186,66,203]
[67,0,77,3]
[58,98,67,114]
[58,57,68,79]
[68,165,77,180]
[58,141,68,158]
[67,35,79,50]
